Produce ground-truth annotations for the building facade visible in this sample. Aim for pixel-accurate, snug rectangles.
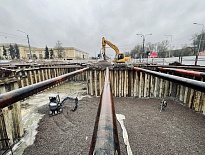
[0,43,89,60]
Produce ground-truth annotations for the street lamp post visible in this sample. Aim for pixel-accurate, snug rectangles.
[164,35,172,58]
[193,23,204,65]
[17,30,32,59]
[136,33,152,63]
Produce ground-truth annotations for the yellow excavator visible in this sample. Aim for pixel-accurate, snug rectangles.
[101,37,131,63]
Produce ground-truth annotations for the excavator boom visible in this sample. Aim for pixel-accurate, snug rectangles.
[101,37,130,63]
[102,37,120,55]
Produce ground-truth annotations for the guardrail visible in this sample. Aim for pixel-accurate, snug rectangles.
[89,67,120,155]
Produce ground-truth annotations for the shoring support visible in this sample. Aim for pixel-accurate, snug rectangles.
[158,67,205,78]
[134,67,205,93]
[89,67,120,155]
[0,67,89,109]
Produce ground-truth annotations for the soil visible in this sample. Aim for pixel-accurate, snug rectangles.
[22,97,205,155]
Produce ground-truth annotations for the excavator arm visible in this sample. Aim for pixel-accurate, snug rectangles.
[61,96,78,105]
[61,96,78,111]
[101,37,131,63]
[102,37,120,60]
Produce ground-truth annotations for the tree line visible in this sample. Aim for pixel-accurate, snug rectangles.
[128,32,205,58]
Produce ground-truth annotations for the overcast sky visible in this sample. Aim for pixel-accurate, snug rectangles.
[0,0,205,56]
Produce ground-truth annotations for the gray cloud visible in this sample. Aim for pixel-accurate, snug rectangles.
[0,0,205,56]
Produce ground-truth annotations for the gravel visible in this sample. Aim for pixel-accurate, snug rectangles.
[22,97,205,155]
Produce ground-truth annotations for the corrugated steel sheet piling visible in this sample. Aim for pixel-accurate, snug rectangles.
[89,67,120,155]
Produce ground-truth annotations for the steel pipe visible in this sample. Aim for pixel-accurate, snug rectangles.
[0,67,89,109]
[89,67,120,155]
[158,67,205,78]
[134,67,205,93]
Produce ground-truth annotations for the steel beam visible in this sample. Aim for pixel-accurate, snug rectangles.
[134,67,205,93]
[0,67,89,109]
[158,67,205,78]
[89,67,120,155]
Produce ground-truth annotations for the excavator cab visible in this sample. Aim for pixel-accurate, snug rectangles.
[117,53,124,60]
[49,94,60,104]
[48,94,62,115]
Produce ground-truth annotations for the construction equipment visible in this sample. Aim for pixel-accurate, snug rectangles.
[48,94,62,115]
[101,37,131,63]
[48,94,78,115]
[160,99,167,112]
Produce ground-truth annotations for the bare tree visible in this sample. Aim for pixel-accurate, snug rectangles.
[130,45,141,58]
[50,49,54,59]
[146,42,156,52]
[192,32,205,52]
[156,40,169,58]
[55,40,64,59]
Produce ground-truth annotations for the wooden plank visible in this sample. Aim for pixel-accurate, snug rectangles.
[144,73,147,97]
[94,70,97,96]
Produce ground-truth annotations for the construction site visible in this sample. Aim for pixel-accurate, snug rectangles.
[0,56,205,154]
[0,37,205,155]
[1,0,205,153]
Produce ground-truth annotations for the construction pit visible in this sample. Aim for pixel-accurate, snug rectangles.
[8,81,205,155]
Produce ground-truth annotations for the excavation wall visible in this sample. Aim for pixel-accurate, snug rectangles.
[1,65,205,152]
[87,68,205,114]
[0,64,87,152]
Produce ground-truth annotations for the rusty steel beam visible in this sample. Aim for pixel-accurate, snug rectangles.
[0,67,89,109]
[158,67,205,78]
[89,67,120,155]
[134,67,205,93]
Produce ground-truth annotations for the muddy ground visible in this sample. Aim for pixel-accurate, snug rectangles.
[21,96,205,155]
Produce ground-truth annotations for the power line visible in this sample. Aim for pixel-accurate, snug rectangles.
[0,32,26,39]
